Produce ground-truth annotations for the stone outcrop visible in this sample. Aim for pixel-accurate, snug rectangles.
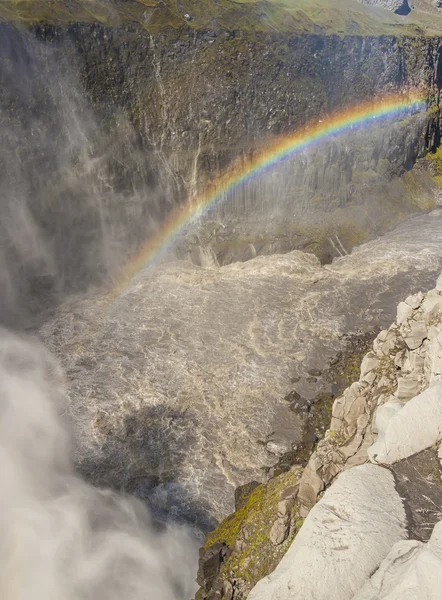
[195,469,304,600]
[198,267,442,599]
[249,465,408,600]
[245,273,442,599]
[353,522,442,599]
[297,273,442,516]
[358,0,411,14]
[369,383,442,462]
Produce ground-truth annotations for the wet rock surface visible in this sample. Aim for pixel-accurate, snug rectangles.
[1,23,441,330]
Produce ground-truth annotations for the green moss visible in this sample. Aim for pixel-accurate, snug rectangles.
[203,469,302,593]
[334,345,372,391]
[425,145,442,188]
[225,470,301,581]
[204,483,266,549]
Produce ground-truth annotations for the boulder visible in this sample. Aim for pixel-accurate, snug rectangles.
[269,516,290,546]
[368,383,442,464]
[400,320,427,350]
[352,522,442,600]
[297,461,325,514]
[360,353,379,378]
[396,301,414,325]
[404,292,424,310]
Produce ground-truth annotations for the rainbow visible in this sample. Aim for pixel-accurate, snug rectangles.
[114,93,426,295]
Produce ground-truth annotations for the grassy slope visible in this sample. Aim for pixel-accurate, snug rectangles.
[1,0,442,35]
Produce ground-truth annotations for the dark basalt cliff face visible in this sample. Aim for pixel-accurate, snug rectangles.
[2,19,442,300]
[26,25,442,191]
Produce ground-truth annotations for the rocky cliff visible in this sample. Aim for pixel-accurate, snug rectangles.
[197,247,442,599]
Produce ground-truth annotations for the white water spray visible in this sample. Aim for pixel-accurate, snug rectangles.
[0,329,198,599]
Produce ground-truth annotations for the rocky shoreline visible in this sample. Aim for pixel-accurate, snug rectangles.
[196,274,442,599]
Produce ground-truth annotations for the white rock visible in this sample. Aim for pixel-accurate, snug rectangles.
[362,371,376,386]
[377,330,388,343]
[368,383,442,464]
[373,330,388,354]
[352,521,442,600]
[426,328,442,384]
[408,348,425,373]
[395,376,420,401]
[421,294,442,321]
[396,302,414,325]
[380,327,401,355]
[373,401,404,438]
[249,465,407,600]
[360,354,379,378]
[436,272,442,293]
[401,320,427,350]
[404,292,424,310]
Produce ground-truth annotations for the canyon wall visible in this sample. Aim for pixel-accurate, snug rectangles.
[1,18,442,310]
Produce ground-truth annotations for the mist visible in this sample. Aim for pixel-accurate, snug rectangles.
[0,23,177,329]
[0,328,199,599]
[0,22,199,599]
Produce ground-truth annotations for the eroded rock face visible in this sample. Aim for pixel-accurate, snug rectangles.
[1,22,440,328]
[249,465,407,600]
[246,269,442,600]
[358,0,411,15]
[297,261,442,517]
[40,210,442,528]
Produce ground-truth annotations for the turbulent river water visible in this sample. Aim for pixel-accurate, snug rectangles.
[3,16,442,600]
[38,208,442,530]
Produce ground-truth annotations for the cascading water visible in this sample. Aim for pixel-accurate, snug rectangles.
[2,6,442,600]
[0,23,199,600]
[0,24,178,329]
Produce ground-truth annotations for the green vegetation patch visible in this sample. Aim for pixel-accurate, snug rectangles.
[204,469,302,589]
[2,0,442,35]
[204,483,266,550]
[425,145,442,188]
